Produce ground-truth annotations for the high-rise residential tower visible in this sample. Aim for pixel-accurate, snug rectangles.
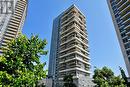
[107,0,130,76]
[48,5,95,87]
[0,0,28,54]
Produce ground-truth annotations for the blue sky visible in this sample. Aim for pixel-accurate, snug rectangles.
[23,0,127,76]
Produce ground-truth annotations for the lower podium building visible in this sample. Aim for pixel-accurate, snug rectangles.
[48,5,95,87]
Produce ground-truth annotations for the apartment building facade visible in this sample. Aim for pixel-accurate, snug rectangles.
[0,0,28,54]
[48,5,95,87]
[107,0,130,76]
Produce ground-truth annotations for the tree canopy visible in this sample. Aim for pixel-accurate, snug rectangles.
[93,66,126,87]
[0,34,48,87]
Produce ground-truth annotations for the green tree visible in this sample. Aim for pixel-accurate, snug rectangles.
[93,66,126,87]
[0,34,48,87]
[63,74,77,87]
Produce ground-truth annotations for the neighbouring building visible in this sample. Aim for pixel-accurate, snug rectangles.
[48,4,95,87]
[0,0,28,54]
[107,0,130,76]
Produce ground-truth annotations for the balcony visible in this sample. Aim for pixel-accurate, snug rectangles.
[118,0,129,10]
[5,30,16,36]
[126,31,130,36]
[125,24,130,30]
[76,51,90,59]
[60,36,88,49]
[77,9,86,19]
[74,17,86,29]
[119,3,130,16]
[76,32,88,41]
[60,29,76,39]
[59,61,77,70]
[59,57,90,66]
[76,45,88,54]
[10,19,20,24]
[11,17,21,22]
[61,31,88,45]
[61,8,77,20]
[61,17,86,32]
[16,5,25,11]
[60,44,76,53]
[0,46,8,50]
[117,0,128,9]
[16,2,26,8]
[60,48,76,56]
[14,12,23,18]
[61,18,75,29]
[60,25,75,37]
[3,36,13,41]
[116,0,122,5]
[75,21,87,36]
[126,47,130,51]
[14,10,23,16]
[75,16,85,26]
[61,15,75,25]
[12,14,22,19]
[120,7,130,17]
[61,21,87,38]
[4,33,15,38]
[121,12,130,21]
[1,41,7,46]
[122,35,127,39]
[7,28,18,33]
[60,35,75,44]
[59,67,91,74]
[59,50,90,60]
[75,36,89,47]
[8,24,19,29]
[60,36,76,46]
[121,12,130,22]
[9,22,19,27]
[2,39,10,44]
[123,19,130,30]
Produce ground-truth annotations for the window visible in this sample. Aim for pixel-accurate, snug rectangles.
[116,18,121,23]
[123,38,128,43]
[119,28,124,32]
[125,44,130,49]
[126,50,130,55]
[121,33,126,38]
